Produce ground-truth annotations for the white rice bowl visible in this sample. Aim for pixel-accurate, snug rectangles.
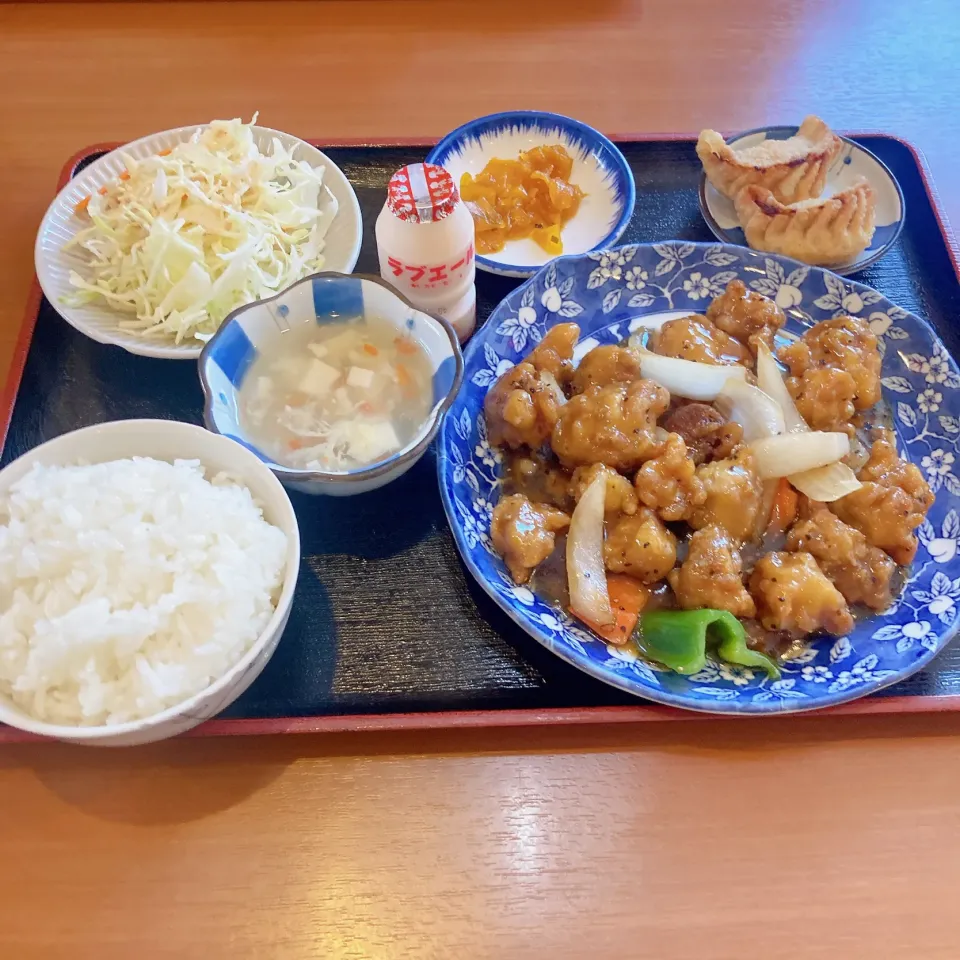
[0,457,287,727]
[0,420,301,747]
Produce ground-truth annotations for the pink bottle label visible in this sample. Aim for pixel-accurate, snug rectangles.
[382,241,476,293]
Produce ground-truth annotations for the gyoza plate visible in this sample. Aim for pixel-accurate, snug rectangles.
[438,242,960,714]
[698,125,905,276]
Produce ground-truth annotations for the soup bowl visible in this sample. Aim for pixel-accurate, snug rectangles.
[199,272,464,496]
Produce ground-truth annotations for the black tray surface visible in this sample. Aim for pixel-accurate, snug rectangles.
[6,137,960,721]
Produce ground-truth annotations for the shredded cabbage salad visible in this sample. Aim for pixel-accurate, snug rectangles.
[64,116,339,344]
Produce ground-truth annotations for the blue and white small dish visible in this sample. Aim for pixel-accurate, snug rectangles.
[699,125,905,276]
[200,273,463,496]
[426,110,635,279]
[438,241,960,714]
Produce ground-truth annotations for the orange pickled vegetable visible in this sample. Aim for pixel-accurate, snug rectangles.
[395,337,418,356]
[74,195,91,215]
[363,343,379,356]
[459,145,585,256]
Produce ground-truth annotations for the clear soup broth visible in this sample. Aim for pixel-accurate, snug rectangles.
[239,317,433,472]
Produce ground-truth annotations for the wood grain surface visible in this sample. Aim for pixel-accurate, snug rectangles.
[2,1,960,957]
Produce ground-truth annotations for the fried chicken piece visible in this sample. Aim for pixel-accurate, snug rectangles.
[551,380,670,471]
[787,366,859,433]
[660,402,744,465]
[705,279,786,355]
[490,494,570,584]
[688,446,763,542]
[831,429,935,564]
[633,433,706,521]
[484,323,580,449]
[651,314,751,365]
[668,525,756,618]
[786,499,895,610]
[779,315,881,416]
[570,345,642,394]
[858,429,931,494]
[603,508,678,584]
[484,363,563,449]
[749,551,854,636]
[832,484,927,566]
[508,454,574,511]
[569,463,638,518]
[529,322,580,386]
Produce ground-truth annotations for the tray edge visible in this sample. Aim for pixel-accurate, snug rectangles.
[3,693,960,743]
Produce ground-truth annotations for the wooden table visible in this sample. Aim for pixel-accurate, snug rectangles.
[2,1,960,956]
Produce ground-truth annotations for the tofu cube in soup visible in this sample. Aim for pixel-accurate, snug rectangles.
[347,366,375,390]
[299,359,341,397]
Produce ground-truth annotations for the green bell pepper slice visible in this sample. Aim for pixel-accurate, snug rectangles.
[637,609,780,679]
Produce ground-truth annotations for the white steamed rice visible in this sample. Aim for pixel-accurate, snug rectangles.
[0,457,287,727]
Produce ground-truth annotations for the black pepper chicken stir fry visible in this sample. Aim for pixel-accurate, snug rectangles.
[483,279,935,675]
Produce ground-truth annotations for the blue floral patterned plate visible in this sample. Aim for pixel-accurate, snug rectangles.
[437,241,960,714]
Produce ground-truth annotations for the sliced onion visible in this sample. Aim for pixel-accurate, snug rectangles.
[540,370,567,408]
[567,475,613,627]
[788,461,862,501]
[715,379,785,443]
[635,349,747,401]
[749,432,850,480]
[754,344,864,500]
[756,342,808,434]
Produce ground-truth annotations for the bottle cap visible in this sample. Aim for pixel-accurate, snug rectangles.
[387,163,458,223]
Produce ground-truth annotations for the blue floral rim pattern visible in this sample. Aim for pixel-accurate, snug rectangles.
[426,111,636,278]
[437,242,960,714]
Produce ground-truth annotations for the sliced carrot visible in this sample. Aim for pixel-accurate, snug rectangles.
[98,185,109,196]
[577,574,648,645]
[396,363,418,397]
[74,195,91,214]
[767,477,799,535]
[287,438,306,450]
[158,148,173,157]
[119,169,130,181]
[362,343,379,357]
[395,336,418,355]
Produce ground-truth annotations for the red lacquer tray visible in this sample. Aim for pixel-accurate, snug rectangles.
[3,133,959,741]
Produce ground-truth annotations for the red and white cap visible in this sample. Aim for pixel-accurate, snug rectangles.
[386,163,459,224]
